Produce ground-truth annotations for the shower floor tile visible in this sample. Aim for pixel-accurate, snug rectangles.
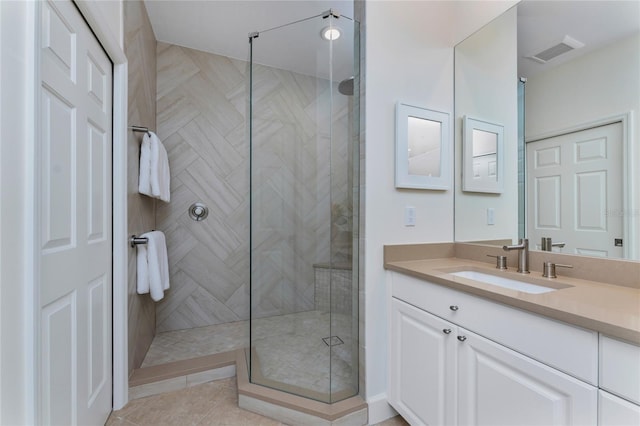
[251,310,357,401]
[141,310,357,401]
[142,320,249,367]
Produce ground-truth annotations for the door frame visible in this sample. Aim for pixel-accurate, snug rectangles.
[525,112,637,260]
[71,1,130,411]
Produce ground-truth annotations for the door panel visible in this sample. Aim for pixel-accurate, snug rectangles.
[389,298,457,426]
[41,292,77,425]
[458,329,597,426]
[40,86,76,254]
[527,123,623,257]
[38,1,113,424]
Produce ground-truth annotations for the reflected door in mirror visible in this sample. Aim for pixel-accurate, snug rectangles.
[462,116,504,194]
[471,129,498,185]
[527,122,623,258]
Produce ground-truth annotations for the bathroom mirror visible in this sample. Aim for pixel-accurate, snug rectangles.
[454,0,640,260]
[462,116,504,193]
[395,102,450,190]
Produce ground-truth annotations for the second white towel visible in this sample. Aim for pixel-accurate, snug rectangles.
[136,230,170,302]
[139,131,171,202]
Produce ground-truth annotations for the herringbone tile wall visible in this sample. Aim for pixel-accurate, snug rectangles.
[155,41,355,332]
[124,0,158,373]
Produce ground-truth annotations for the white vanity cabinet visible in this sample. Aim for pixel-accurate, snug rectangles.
[388,272,600,426]
[389,296,597,426]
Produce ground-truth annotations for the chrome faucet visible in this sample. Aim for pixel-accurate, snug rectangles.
[503,238,530,274]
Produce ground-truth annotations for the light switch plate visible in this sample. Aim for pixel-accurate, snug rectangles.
[487,208,495,225]
[405,206,416,226]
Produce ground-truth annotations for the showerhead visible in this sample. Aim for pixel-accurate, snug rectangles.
[338,76,354,96]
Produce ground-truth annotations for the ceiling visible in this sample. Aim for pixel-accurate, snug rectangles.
[517,0,640,78]
[143,0,639,81]
[144,0,356,80]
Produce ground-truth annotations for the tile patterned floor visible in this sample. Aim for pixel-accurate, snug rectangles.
[142,320,248,367]
[141,311,357,400]
[251,310,356,399]
[108,377,408,426]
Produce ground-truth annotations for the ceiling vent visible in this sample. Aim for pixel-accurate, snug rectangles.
[527,35,585,64]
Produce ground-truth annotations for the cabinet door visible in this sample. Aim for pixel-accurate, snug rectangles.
[389,298,457,426]
[599,390,640,426]
[458,329,597,426]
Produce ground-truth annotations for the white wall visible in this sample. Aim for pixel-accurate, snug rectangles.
[363,1,517,422]
[525,33,639,139]
[525,33,640,258]
[454,7,519,243]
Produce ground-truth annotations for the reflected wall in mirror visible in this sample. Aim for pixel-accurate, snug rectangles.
[395,102,450,190]
[462,116,504,193]
[454,7,518,243]
[454,0,640,260]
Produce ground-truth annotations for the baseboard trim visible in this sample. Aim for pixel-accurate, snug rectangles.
[366,393,398,424]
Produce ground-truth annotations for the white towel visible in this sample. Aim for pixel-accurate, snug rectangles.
[136,242,150,295]
[136,230,170,302]
[138,133,153,198]
[138,132,171,202]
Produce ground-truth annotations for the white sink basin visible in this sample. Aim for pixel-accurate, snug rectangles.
[450,270,557,294]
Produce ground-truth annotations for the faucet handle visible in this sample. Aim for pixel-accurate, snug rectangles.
[487,254,508,270]
[542,261,573,278]
[541,237,566,251]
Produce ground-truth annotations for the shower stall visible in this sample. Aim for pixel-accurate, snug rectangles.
[248,10,360,403]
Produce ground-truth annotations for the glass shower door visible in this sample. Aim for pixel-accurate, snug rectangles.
[249,10,359,403]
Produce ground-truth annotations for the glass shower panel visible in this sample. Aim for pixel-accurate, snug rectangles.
[329,17,359,403]
[249,11,359,404]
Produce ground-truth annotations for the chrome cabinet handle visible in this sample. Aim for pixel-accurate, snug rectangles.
[450,305,459,311]
[443,329,452,334]
[457,335,467,342]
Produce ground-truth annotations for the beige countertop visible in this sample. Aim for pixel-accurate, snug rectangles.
[385,257,640,345]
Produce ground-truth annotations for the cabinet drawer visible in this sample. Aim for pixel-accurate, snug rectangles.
[600,336,640,404]
[391,272,598,384]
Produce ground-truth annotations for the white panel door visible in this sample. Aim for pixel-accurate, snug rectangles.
[527,123,623,258]
[37,0,112,424]
[458,329,597,426]
[388,298,457,426]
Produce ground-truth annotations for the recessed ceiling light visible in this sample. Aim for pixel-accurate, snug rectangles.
[321,26,341,41]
